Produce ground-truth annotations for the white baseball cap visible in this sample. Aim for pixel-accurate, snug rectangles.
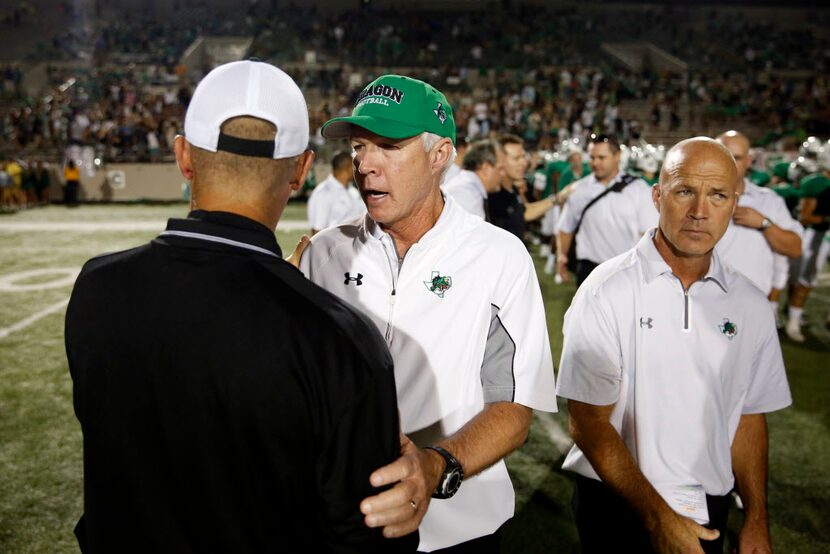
[184,60,309,159]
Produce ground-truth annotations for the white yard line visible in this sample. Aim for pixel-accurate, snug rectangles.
[0,297,70,340]
[533,410,573,454]
[0,220,310,232]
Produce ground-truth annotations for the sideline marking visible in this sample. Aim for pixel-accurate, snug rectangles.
[0,297,70,340]
[0,220,310,232]
[533,410,573,454]
[0,268,81,292]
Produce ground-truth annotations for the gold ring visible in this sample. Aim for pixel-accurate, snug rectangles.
[409,500,417,510]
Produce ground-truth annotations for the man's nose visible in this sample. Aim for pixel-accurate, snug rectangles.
[355,148,379,175]
[689,193,709,220]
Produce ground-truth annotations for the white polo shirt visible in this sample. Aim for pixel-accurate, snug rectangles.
[443,162,462,184]
[443,169,487,219]
[558,171,657,264]
[715,179,803,294]
[557,230,791,503]
[306,174,366,232]
[301,195,557,551]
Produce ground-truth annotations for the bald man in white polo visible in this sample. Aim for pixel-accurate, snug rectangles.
[557,137,791,554]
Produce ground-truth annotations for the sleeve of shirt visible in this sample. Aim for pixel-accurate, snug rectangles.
[307,189,327,231]
[557,191,582,234]
[447,182,485,219]
[556,284,623,406]
[741,305,792,414]
[483,242,557,412]
[316,332,419,552]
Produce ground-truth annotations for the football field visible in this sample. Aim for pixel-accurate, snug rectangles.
[0,203,828,553]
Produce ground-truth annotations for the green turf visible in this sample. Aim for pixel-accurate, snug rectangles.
[0,205,828,553]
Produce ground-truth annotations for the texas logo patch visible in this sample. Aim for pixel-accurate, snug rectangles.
[424,271,452,298]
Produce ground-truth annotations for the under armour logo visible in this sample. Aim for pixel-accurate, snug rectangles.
[639,317,653,329]
[344,272,363,286]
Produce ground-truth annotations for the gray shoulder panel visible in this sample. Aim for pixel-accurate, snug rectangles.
[480,304,516,402]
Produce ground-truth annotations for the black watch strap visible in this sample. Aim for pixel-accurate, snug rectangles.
[424,445,464,499]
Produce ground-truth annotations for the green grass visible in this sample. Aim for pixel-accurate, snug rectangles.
[0,205,828,553]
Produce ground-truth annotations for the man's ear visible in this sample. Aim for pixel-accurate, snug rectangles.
[174,135,194,181]
[652,182,661,211]
[431,138,454,175]
[290,150,315,191]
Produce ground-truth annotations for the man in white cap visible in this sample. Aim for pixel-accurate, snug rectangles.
[300,74,557,553]
[66,60,415,553]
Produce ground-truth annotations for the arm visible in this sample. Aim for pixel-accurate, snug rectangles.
[556,231,573,283]
[523,196,556,222]
[360,401,532,538]
[318,345,419,551]
[731,413,772,554]
[732,206,801,258]
[568,400,718,553]
[797,197,821,226]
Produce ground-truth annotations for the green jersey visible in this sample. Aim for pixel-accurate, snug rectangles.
[542,160,569,197]
[798,173,830,199]
[772,161,790,182]
[558,163,590,188]
[772,182,801,215]
[749,169,771,187]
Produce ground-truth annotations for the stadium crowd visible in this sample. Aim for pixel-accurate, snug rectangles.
[1,2,828,164]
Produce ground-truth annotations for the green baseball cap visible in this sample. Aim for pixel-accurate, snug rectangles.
[322,74,456,145]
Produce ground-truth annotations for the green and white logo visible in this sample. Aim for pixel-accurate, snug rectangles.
[434,102,447,125]
[718,319,738,340]
[424,271,452,298]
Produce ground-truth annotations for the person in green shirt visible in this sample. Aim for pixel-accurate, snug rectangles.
[542,156,568,199]
[770,160,791,185]
[557,151,588,189]
[785,154,830,342]
[749,168,771,187]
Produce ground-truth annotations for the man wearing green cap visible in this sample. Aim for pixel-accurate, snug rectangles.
[300,75,557,552]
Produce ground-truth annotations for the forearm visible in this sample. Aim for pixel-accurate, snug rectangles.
[731,414,770,525]
[524,197,556,222]
[763,226,801,258]
[568,400,675,532]
[556,232,573,262]
[797,198,818,226]
[432,402,532,481]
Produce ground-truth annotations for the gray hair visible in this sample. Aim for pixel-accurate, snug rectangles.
[422,132,457,183]
[461,140,497,171]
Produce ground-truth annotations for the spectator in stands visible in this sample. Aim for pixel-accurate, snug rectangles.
[63,159,80,206]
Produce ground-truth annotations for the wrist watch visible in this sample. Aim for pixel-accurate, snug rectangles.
[424,446,464,499]
[759,217,773,231]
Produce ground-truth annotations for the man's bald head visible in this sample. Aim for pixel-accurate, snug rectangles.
[716,130,751,185]
[659,137,738,193]
[653,137,739,259]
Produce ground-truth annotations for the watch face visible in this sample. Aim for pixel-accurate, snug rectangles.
[446,470,462,494]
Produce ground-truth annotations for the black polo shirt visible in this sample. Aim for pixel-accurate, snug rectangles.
[487,185,526,240]
[66,210,416,553]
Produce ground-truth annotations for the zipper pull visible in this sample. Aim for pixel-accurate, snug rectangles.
[390,289,396,305]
